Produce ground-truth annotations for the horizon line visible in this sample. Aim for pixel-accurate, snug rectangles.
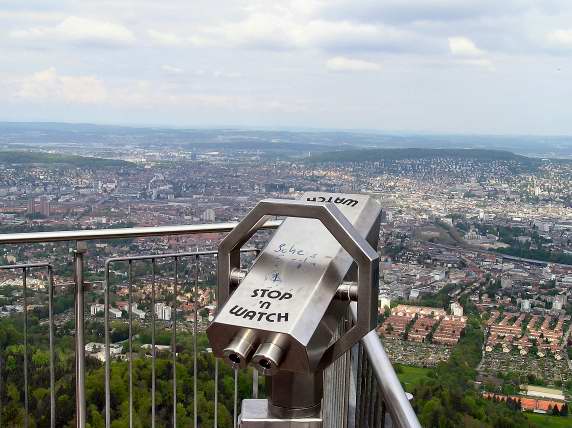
[1,120,572,139]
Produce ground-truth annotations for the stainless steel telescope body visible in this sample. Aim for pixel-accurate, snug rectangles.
[207,192,381,427]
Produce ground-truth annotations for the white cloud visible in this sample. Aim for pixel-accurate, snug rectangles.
[159,64,241,79]
[212,70,242,78]
[148,29,186,46]
[192,13,297,50]
[546,29,572,47]
[161,64,184,74]
[447,37,494,70]
[185,13,427,53]
[457,58,495,71]
[0,0,571,132]
[10,16,135,47]
[16,68,108,104]
[448,36,485,56]
[8,68,302,113]
[110,82,309,113]
[326,56,381,72]
[300,20,416,52]
[320,0,539,24]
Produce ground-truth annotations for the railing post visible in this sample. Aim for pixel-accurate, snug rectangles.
[193,255,199,428]
[214,358,218,428]
[151,259,156,428]
[173,258,178,428]
[48,266,56,428]
[22,267,29,428]
[0,351,2,428]
[74,241,87,428]
[104,264,111,428]
[252,370,258,399]
[128,261,134,428]
[350,304,422,428]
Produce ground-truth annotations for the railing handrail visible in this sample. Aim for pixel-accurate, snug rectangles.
[0,220,421,428]
[0,220,283,244]
[350,304,422,428]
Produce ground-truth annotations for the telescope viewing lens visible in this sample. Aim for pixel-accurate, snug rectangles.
[259,359,272,370]
[222,329,258,368]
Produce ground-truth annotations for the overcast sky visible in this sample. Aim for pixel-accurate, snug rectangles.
[1,0,571,135]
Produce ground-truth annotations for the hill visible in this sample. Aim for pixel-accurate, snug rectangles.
[0,151,132,168]
[2,122,572,159]
[308,148,538,164]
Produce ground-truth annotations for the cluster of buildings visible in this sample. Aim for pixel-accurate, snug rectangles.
[90,302,149,320]
[85,275,217,330]
[378,261,469,303]
[90,300,205,323]
[379,304,467,346]
[485,311,568,359]
[85,342,122,362]
[2,134,572,400]
[483,385,568,415]
[26,196,51,217]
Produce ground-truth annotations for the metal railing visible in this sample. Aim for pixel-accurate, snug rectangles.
[0,221,421,428]
[103,249,259,428]
[0,262,55,428]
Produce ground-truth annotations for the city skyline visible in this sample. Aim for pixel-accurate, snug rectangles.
[1,123,571,426]
[1,1,572,135]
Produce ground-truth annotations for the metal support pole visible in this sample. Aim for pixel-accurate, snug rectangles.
[193,255,199,428]
[239,371,323,428]
[234,369,238,428]
[0,351,3,428]
[128,261,134,428]
[252,370,259,399]
[23,267,29,428]
[151,259,156,428]
[0,351,2,428]
[104,265,111,428]
[48,267,56,428]
[74,242,87,428]
[214,358,219,428]
[173,258,178,428]
[350,303,421,428]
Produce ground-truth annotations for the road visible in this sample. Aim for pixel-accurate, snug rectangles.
[426,240,572,269]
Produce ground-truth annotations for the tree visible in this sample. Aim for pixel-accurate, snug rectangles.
[419,397,445,428]
[411,315,531,428]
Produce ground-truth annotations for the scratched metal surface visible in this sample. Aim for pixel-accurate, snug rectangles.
[209,192,381,373]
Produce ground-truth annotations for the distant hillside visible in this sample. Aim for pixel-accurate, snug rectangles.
[0,151,132,168]
[309,148,539,165]
[2,122,572,159]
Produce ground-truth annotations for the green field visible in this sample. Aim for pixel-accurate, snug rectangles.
[396,365,432,389]
[526,412,572,428]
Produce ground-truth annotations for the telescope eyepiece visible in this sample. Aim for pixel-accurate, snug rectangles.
[223,329,258,369]
[252,333,288,375]
[228,353,242,365]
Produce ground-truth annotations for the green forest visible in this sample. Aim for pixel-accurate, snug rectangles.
[0,313,257,428]
[406,298,571,428]
[0,299,566,427]
[410,315,533,427]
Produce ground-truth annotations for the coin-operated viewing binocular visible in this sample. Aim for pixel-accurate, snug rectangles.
[207,192,381,427]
